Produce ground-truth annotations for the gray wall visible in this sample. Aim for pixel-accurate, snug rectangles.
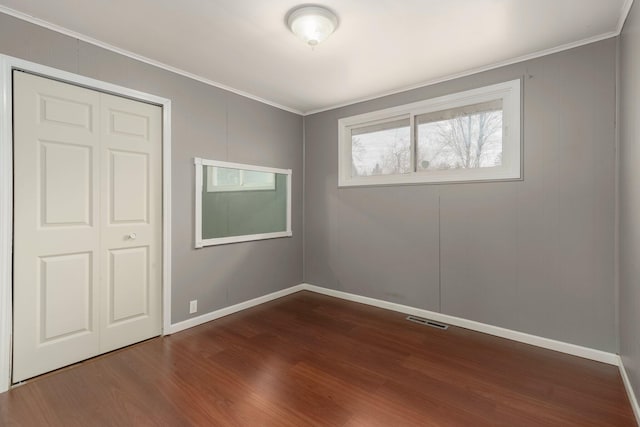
[304,39,617,352]
[619,0,640,406]
[0,11,621,354]
[0,12,304,324]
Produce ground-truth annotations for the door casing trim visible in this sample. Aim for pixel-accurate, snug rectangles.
[0,54,173,393]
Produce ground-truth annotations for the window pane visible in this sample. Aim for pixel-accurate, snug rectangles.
[207,167,277,192]
[202,166,287,239]
[242,170,276,190]
[416,100,503,172]
[215,167,241,186]
[350,118,411,177]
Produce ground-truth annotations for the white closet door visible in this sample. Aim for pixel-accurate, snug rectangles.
[13,72,162,382]
[98,92,162,353]
[13,71,101,382]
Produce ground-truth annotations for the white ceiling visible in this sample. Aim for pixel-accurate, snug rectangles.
[0,0,632,114]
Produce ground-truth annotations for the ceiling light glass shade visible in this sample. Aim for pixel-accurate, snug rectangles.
[288,6,338,46]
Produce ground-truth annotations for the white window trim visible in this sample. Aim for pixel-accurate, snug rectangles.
[194,158,292,248]
[338,79,522,187]
[0,54,173,393]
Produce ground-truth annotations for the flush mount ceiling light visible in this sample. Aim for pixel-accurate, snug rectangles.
[287,5,338,46]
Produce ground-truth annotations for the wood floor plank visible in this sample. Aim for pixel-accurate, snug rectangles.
[0,291,635,426]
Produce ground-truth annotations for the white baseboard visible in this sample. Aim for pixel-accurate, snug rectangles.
[619,357,640,424]
[148,282,637,423]
[167,282,619,366]
[166,284,306,334]
[298,283,620,366]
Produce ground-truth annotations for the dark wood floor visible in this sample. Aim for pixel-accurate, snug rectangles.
[0,291,635,426]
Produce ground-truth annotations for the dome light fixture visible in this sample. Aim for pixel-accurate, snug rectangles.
[287,5,338,47]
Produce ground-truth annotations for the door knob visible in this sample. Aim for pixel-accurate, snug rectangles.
[128,233,137,240]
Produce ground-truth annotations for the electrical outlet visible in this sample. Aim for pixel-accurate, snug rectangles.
[189,300,197,314]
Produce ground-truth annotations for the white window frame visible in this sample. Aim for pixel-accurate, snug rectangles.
[338,79,522,187]
[194,158,292,248]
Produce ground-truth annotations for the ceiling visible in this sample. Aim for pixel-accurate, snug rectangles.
[0,0,632,114]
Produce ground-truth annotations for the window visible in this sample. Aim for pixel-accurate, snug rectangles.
[194,158,292,247]
[338,80,521,186]
[206,167,276,192]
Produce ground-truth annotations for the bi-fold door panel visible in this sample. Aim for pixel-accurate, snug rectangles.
[13,71,101,382]
[12,71,162,382]
[99,92,162,354]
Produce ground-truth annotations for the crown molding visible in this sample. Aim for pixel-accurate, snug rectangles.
[0,5,303,115]
[618,0,636,33]
[0,2,633,116]
[304,30,619,115]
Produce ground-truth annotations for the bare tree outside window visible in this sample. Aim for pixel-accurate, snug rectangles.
[351,120,411,177]
[351,107,502,177]
[417,102,503,171]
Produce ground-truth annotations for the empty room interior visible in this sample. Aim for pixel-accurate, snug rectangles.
[1,0,640,425]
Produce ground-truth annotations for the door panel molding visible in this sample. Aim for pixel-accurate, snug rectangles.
[39,251,94,343]
[0,54,172,392]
